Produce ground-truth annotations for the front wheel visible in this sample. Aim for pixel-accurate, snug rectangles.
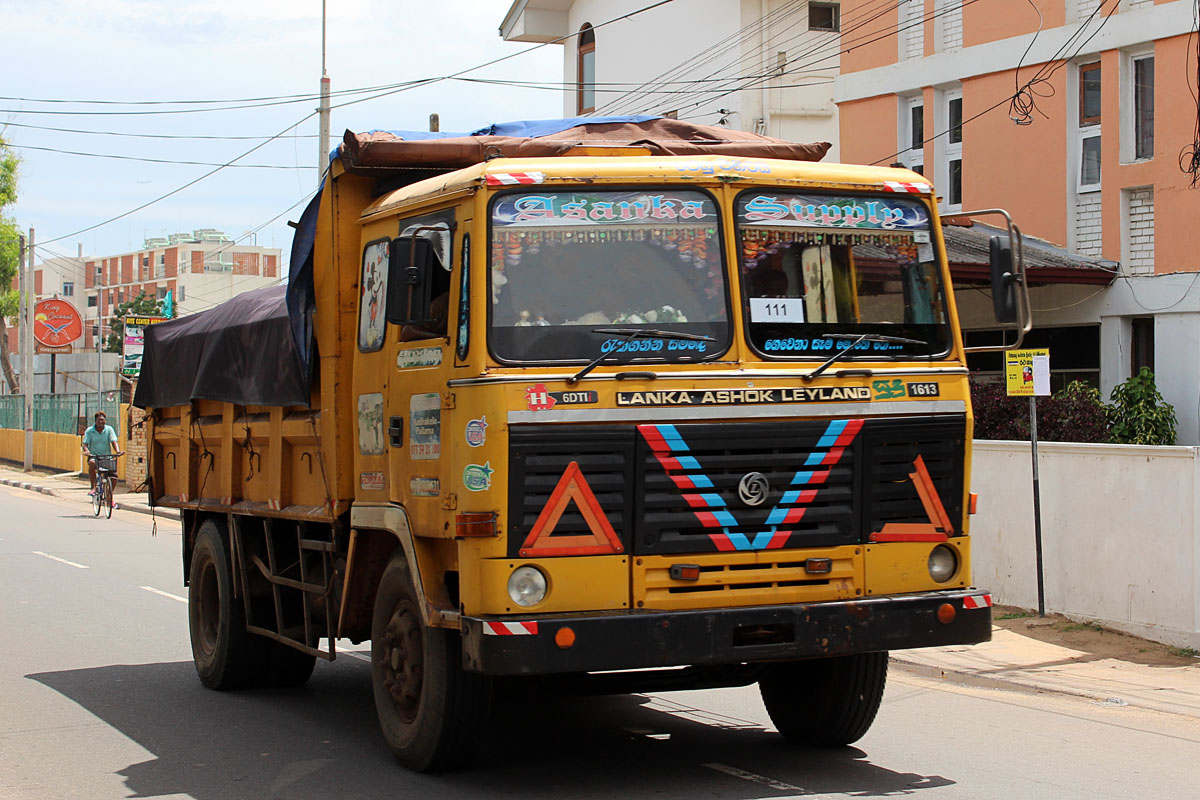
[371,555,492,772]
[758,652,888,746]
[104,478,114,518]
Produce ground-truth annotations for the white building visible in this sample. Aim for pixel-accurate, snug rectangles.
[82,229,282,349]
[500,0,844,158]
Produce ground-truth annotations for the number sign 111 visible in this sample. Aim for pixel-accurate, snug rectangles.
[749,297,806,323]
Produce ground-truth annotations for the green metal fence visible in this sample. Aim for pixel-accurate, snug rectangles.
[0,394,121,434]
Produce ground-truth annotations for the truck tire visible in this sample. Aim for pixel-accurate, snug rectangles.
[188,519,263,690]
[758,652,888,746]
[265,642,317,688]
[371,555,492,772]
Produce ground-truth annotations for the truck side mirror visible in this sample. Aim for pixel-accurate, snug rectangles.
[387,237,434,325]
[989,235,1018,324]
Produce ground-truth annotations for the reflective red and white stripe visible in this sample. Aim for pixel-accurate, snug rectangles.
[485,172,546,186]
[482,621,539,635]
[962,593,993,610]
[883,181,931,194]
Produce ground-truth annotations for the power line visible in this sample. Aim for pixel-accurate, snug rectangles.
[9,142,309,169]
[2,120,318,141]
[29,0,675,247]
[37,111,318,247]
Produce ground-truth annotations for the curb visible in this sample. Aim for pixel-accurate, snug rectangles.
[0,476,180,521]
[0,477,60,499]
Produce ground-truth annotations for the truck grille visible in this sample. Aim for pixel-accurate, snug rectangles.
[508,416,965,557]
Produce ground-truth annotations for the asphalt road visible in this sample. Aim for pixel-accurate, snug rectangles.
[2,484,1199,800]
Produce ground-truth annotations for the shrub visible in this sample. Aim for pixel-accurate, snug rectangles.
[1037,381,1109,443]
[1108,367,1176,445]
[970,376,1109,443]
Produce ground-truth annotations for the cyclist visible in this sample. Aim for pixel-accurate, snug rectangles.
[82,412,123,496]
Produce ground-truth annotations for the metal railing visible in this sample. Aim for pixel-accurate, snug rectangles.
[0,393,121,434]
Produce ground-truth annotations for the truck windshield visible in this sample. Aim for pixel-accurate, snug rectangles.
[735,191,950,360]
[489,189,729,363]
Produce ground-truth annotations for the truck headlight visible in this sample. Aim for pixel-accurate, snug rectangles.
[507,566,548,607]
[928,545,958,583]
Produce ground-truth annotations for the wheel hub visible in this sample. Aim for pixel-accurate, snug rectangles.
[380,604,423,723]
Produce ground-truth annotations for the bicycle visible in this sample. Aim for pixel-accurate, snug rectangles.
[92,454,121,519]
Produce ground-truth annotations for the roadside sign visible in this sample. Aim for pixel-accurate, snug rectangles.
[33,299,83,348]
[123,316,168,377]
[1005,348,1050,397]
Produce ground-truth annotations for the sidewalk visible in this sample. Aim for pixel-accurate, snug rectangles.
[0,463,179,521]
[893,627,1200,719]
[1,464,1196,719]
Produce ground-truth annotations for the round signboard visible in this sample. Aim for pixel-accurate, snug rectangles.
[33,299,83,347]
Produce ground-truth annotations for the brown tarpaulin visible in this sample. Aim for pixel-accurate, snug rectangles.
[340,118,831,172]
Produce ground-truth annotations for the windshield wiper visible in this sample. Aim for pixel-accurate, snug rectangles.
[802,332,928,382]
[567,327,717,384]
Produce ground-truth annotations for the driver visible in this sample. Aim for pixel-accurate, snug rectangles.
[81,412,122,496]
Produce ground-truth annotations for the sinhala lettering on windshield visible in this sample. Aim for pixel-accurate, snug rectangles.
[763,336,905,353]
[740,194,929,232]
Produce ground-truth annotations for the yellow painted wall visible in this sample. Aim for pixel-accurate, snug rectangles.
[0,405,128,479]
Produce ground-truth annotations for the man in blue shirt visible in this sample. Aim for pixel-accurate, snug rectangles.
[82,412,121,496]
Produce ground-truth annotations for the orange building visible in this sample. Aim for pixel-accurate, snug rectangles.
[836,0,1200,442]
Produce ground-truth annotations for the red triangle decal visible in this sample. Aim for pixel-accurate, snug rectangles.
[519,461,624,557]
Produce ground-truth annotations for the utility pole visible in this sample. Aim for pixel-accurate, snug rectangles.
[22,228,34,470]
[318,0,330,186]
[96,262,103,422]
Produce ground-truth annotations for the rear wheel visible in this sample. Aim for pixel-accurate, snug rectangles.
[371,554,491,772]
[92,479,102,516]
[188,519,263,689]
[758,652,888,746]
[265,641,317,687]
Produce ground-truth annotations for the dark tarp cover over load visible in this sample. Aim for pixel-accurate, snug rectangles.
[133,284,309,409]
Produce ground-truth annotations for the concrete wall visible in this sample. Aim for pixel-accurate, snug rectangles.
[970,440,1199,648]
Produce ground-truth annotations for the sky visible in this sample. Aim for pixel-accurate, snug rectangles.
[0,0,566,268]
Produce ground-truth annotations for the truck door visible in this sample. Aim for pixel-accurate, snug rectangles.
[385,209,457,536]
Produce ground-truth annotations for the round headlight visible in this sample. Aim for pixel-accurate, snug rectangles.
[507,566,548,607]
[928,544,958,583]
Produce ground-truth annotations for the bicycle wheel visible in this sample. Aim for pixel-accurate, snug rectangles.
[92,480,102,516]
[105,477,114,518]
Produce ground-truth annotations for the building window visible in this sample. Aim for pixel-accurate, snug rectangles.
[809,2,840,31]
[1132,54,1154,161]
[62,282,74,297]
[1080,62,1101,125]
[944,91,963,208]
[900,97,924,174]
[1131,317,1154,376]
[87,295,97,308]
[577,24,595,114]
[178,286,185,302]
[1076,62,1101,192]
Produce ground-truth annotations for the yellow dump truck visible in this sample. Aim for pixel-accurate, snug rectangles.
[135,117,1029,771]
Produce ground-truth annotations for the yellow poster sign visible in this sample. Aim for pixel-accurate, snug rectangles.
[1005,348,1050,397]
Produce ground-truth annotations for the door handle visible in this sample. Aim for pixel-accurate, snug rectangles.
[387,416,404,448]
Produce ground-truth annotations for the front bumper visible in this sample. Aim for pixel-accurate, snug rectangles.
[462,588,991,675]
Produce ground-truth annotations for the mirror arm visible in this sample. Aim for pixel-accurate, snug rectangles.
[943,208,1032,354]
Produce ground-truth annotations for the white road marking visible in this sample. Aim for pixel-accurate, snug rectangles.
[338,649,371,663]
[140,585,187,603]
[32,551,89,569]
[704,763,805,794]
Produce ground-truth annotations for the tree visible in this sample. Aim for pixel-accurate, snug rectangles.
[105,291,165,353]
[1108,367,1177,445]
[0,135,21,394]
